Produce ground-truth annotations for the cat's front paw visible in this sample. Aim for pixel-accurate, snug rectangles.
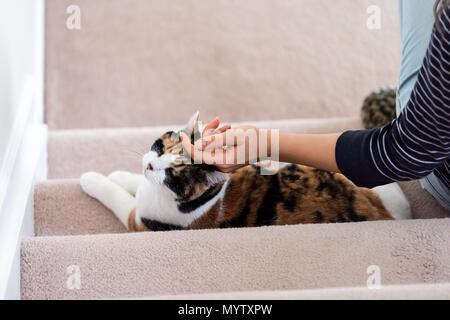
[108,171,132,185]
[108,170,146,196]
[80,172,109,199]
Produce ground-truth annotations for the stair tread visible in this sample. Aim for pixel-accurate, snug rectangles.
[21,218,450,299]
[34,179,126,236]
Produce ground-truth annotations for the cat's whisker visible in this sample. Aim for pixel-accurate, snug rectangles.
[123,149,146,158]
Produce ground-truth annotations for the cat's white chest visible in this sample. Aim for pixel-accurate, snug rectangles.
[135,180,183,226]
[135,179,228,228]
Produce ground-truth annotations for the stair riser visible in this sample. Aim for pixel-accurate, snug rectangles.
[48,118,362,179]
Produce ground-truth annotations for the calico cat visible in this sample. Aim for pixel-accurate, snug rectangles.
[80,113,411,232]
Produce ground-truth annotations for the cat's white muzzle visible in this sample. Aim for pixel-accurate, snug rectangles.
[142,151,179,184]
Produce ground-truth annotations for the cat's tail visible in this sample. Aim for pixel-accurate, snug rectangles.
[80,172,147,231]
[371,182,412,220]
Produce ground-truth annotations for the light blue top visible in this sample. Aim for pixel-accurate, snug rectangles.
[397,0,435,115]
[397,0,450,210]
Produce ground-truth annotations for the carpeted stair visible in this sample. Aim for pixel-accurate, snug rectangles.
[21,218,450,300]
[21,0,450,299]
[23,116,450,299]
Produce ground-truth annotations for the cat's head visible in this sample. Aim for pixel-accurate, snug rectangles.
[142,112,229,202]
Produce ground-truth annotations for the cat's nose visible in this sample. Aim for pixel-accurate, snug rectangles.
[146,163,153,171]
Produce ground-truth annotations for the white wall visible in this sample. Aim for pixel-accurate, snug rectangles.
[0,0,43,167]
[0,0,45,299]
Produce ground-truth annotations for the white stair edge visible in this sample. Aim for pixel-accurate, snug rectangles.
[0,119,47,299]
[0,125,47,299]
[0,0,45,299]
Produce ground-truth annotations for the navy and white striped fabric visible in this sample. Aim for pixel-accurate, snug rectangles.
[336,6,450,191]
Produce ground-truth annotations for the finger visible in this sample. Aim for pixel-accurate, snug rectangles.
[195,125,231,150]
[181,132,238,168]
[202,117,220,137]
[216,124,231,134]
[203,131,238,151]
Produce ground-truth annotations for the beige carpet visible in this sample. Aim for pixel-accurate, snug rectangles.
[398,181,450,220]
[28,116,448,300]
[24,0,450,300]
[45,0,401,129]
[34,179,126,236]
[21,218,450,300]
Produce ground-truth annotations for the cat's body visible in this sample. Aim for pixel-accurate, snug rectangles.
[81,113,411,232]
[188,164,395,230]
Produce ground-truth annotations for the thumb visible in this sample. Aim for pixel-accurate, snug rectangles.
[180,132,203,163]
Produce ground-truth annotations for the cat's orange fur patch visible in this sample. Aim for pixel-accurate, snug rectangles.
[128,208,149,232]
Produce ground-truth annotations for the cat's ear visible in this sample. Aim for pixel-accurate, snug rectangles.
[184,111,201,141]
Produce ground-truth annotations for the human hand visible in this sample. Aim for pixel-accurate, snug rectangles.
[180,124,263,173]
[201,117,231,139]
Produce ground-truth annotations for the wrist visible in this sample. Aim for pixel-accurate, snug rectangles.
[256,128,273,161]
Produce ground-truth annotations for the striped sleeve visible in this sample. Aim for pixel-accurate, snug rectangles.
[335,6,450,189]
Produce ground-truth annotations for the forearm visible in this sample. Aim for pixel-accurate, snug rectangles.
[276,132,341,173]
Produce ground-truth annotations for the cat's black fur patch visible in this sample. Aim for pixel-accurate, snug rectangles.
[164,165,216,200]
[281,172,300,183]
[177,184,223,213]
[151,138,165,156]
[336,212,348,223]
[315,171,341,199]
[250,164,262,174]
[347,193,367,222]
[163,168,190,198]
[314,211,324,222]
[255,174,280,226]
[141,218,184,231]
[283,194,297,212]
[163,163,224,214]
